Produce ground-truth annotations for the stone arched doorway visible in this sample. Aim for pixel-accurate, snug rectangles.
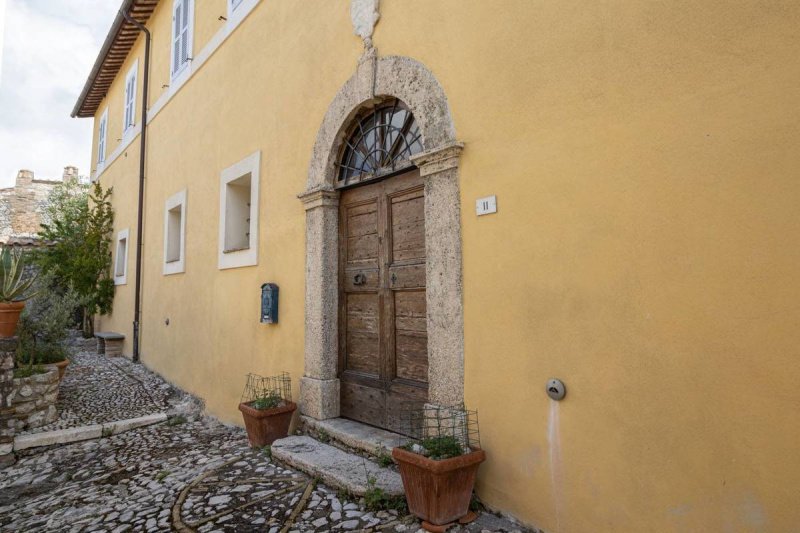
[298,54,465,426]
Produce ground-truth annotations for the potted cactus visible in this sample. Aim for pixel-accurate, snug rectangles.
[0,246,38,338]
[238,372,297,447]
[392,405,485,530]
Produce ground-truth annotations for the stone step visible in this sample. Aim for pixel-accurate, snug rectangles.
[271,435,404,497]
[300,416,410,458]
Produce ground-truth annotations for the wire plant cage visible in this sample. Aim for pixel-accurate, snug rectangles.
[240,372,292,409]
[398,403,481,459]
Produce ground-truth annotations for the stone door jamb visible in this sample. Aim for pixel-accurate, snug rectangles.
[298,55,465,420]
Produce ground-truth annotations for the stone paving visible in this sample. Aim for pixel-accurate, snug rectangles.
[21,336,189,435]
[1,335,530,533]
[1,418,528,532]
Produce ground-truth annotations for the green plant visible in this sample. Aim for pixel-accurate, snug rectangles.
[250,389,282,410]
[317,428,331,444]
[13,365,46,378]
[156,470,171,482]
[261,445,272,460]
[0,246,37,303]
[376,447,394,468]
[469,492,484,512]
[37,181,115,337]
[15,273,78,370]
[363,467,407,512]
[166,415,188,426]
[403,435,464,460]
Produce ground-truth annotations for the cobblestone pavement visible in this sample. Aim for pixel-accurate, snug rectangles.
[0,417,527,532]
[4,335,528,532]
[22,337,188,435]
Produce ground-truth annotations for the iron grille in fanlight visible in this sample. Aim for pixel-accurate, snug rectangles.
[337,99,424,186]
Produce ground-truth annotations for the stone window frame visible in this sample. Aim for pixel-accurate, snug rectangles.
[298,55,465,421]
[218,150,260,270]
[163,188,187,275]
[114,228,129,286]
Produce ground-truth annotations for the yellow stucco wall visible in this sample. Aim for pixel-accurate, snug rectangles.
[88,1,800,531]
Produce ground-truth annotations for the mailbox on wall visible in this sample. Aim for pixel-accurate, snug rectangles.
[260,283,279,324]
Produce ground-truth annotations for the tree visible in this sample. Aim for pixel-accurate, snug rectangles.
[37,181,114,337]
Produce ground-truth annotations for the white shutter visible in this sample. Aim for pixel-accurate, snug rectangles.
[171,0,191,75]
[97,112,107,164]
[124,78,131,128]
[180,1,189,64]
[172,1,182,74]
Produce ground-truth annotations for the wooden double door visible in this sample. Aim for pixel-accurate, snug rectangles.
[338,170,428,433]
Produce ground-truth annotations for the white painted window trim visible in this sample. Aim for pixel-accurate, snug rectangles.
[163,189,187,275]
[170,0,194,83]
[97,107,108,171]
[227,0,245,20]
[218,151,260,270]
[91,0,263,182]
[114,228,130,286]
[122,59,139,139]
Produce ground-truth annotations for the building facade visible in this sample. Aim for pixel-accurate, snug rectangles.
[0,167,78,245]
[74,1,800,530]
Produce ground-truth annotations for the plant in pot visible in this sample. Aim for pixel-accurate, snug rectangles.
[15,273,79,381]
[0,246,38,338]
[392,404,485,532]
[238,372,297,447]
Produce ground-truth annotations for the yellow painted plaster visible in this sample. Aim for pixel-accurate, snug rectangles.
[88,1,800,530]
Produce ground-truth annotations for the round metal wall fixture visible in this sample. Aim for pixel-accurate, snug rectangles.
[546,379,566,401]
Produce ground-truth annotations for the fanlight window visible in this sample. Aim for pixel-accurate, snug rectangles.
[337,99,423,186]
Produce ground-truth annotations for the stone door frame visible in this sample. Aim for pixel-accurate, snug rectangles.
[298,54,465,420]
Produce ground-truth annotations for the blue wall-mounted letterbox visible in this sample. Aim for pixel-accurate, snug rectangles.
[260,283,279,324]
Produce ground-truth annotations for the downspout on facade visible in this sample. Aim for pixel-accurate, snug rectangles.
[120,10,150,363]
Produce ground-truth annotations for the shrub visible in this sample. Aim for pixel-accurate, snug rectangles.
[16,273,79,369]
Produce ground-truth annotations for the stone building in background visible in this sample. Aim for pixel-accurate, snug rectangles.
[0,166,80,245]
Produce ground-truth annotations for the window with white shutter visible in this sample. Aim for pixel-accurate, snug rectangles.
[229,0,244,14]
[97,108,108,165]
[123,62,137,133]
[170,0,193,78]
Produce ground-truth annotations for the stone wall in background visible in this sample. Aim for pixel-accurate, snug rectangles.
[0,338,17,466]
[0,166,80,244]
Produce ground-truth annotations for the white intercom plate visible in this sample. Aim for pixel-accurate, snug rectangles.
[476,195,497,216]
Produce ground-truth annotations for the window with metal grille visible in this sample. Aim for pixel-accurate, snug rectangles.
[336,98,423,187]
[171,0,192,78]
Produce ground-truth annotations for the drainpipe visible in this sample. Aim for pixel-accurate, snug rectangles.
[121,10,149,363]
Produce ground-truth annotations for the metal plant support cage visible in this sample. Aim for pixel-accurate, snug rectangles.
[240,372,292,406]
[398,403,481,455]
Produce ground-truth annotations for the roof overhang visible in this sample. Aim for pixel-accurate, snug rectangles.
[71,0,160,118]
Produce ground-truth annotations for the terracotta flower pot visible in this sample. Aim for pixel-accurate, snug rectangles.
[51,359,69,381]
[392,446,486,526]
[0,301,25,338]
[238,400,297,447]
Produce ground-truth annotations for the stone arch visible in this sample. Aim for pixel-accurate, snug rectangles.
[307,55,457,190]
[299,54,465,422]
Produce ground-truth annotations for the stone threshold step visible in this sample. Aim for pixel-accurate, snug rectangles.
[300,416,410,458]
[13,413,168,451]
[271,435,404,497]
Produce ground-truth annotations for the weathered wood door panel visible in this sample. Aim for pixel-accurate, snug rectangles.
[339,170,428,432]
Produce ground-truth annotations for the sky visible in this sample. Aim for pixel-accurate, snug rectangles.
[0,0,119,188]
